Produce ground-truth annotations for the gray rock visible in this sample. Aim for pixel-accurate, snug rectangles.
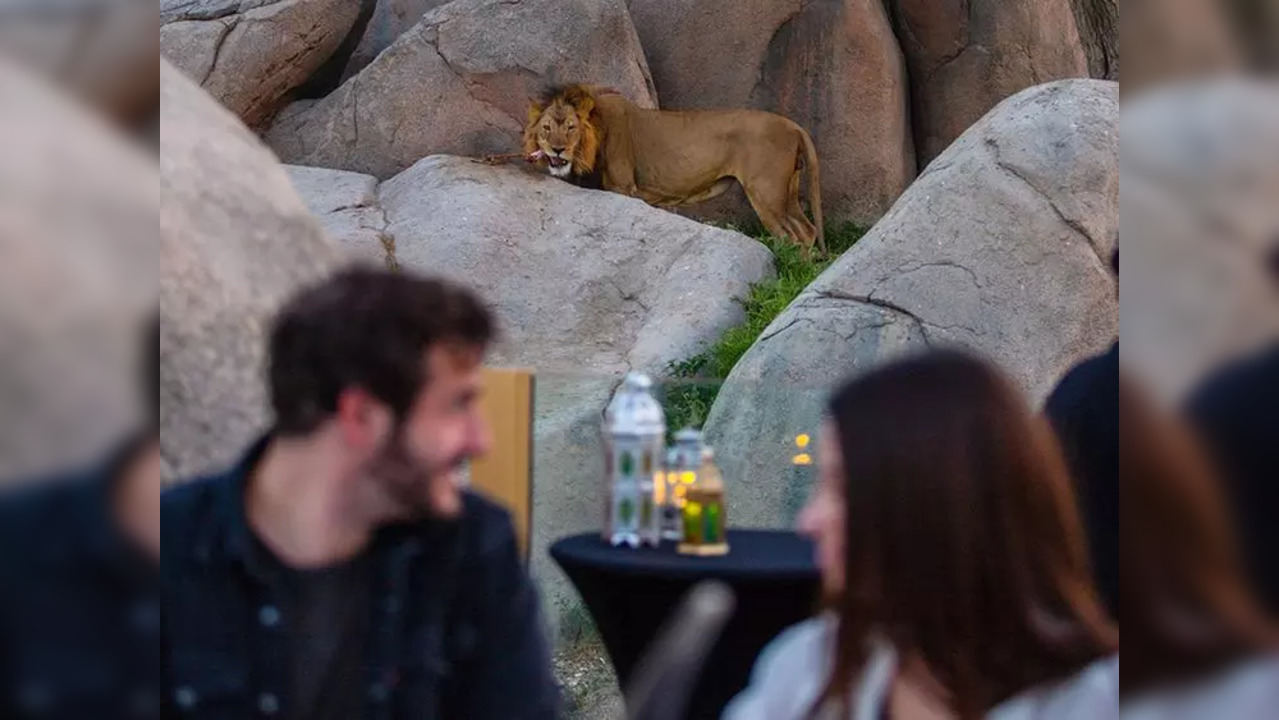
[887,0,1090,168]
[285,165,394,269]
[704,79,1119,529]
[160,58,349,482]
[265,0,657,179]
[378,155,774,635]
[0,56,156,481]
[341,0,451,82]
[160,0,361,128]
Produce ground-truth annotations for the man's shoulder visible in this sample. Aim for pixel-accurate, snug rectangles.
[1045,343,1118,420]
[161,470,235,555]
[458,489,519,558]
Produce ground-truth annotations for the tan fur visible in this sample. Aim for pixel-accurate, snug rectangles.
[524,84,825,255]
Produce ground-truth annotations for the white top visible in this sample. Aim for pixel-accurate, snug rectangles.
[1121,656,1279,720]
[721,615,1120,720]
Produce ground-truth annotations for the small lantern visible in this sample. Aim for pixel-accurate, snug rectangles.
[663,428,703,539]
[678,446,729,556]
[602,372,666,548]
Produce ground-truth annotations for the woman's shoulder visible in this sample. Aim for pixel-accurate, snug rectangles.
[989,654,1119,720]
[721,615,838,720]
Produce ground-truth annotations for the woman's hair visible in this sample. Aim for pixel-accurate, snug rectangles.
[813,349,1117,719]
[1119,373,1276,695]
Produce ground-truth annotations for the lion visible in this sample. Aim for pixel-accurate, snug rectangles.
[522,84,825,255]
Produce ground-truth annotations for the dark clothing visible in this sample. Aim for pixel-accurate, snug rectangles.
[1043,341,1119,617]
[1185,342,1279,615]
[160,435,562,720]
[253,538,373,720]
[0,440,162,720]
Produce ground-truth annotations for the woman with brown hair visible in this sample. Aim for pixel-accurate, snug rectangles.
[1119,374,1277,718]
[722,349,1118,720]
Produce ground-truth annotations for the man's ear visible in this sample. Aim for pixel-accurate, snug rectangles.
[335,387,392,452]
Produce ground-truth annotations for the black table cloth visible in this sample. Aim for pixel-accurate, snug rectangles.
[550,529,821,720]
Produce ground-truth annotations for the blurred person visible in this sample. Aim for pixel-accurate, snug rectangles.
[1118,373,1278,718]
[1043,247,1119,616]
[1182,246,1279,616]
[723,350,1118,720]
[0,314,161,719]
[160,266,560,720]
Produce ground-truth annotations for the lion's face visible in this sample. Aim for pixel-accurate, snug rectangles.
[523,95,597,179]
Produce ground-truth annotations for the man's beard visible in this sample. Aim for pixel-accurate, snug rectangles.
[365,428,464,522]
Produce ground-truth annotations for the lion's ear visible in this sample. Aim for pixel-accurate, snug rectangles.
[574,95,595,119]
[526,99,545,124]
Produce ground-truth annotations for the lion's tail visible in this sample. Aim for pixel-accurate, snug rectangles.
[798,126,826,256]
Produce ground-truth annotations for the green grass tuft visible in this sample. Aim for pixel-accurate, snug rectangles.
[659,220,866,437]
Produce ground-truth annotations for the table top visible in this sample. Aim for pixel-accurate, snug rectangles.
[549,529,819,582]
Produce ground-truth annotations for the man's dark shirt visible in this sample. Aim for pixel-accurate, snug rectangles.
[161,435,562,720]
[1185,341,1279,615]
[0,440,161,720]
[1043,341,1119,617]
[252,536,372,720]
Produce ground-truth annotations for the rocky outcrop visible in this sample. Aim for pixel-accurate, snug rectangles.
[160,58,348,481]
[377,154,774,634]
[887,0,1089,168]
[265,0,658,180]
[703,79,1119,529]
[0,57,156,481]
[1119,79,1279,402]
[160,0,361,128]
[627,0,914,227]
[285,165,394,269]
[1069,0,1118,80]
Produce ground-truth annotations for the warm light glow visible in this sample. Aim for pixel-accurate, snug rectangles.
[679,471,696,486]
[653,473,666,505]
[792,453,812,466]
[795,434,810,449]
[674,485,688,507]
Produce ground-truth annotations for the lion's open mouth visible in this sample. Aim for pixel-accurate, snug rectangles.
[548,157,568,168]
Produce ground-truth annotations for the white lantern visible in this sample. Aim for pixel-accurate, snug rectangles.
[602,372,666,548]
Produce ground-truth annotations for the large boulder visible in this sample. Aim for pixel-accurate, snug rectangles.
[265,0,658,180]
[285,165,395,269]
[1119,79,1279,403]
[0,0,158,133]
[887,0,1090,168]
[341,0,450,82]
[704,79,1119,529]
[378,155,774,632]
[160,0,361,128]
[0,57,156,481]
[160,58,348,481]
[626,0,914,227]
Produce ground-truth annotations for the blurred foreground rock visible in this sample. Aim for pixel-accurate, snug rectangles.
[1119,79,1279,403]
[705,79,1119,528]
[0,57,155,480]
[266,0,657,179]
[0,0,158,133]
[160,57,347,481]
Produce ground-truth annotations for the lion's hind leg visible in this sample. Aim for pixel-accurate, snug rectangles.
[742,174,811,256]
[785,168,819,253]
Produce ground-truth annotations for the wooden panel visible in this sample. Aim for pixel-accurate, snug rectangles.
[469,368,534,561]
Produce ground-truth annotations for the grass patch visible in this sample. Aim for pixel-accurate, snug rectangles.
[659,220,866,437]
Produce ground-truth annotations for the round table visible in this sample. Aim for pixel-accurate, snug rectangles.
[550,529,821,720]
